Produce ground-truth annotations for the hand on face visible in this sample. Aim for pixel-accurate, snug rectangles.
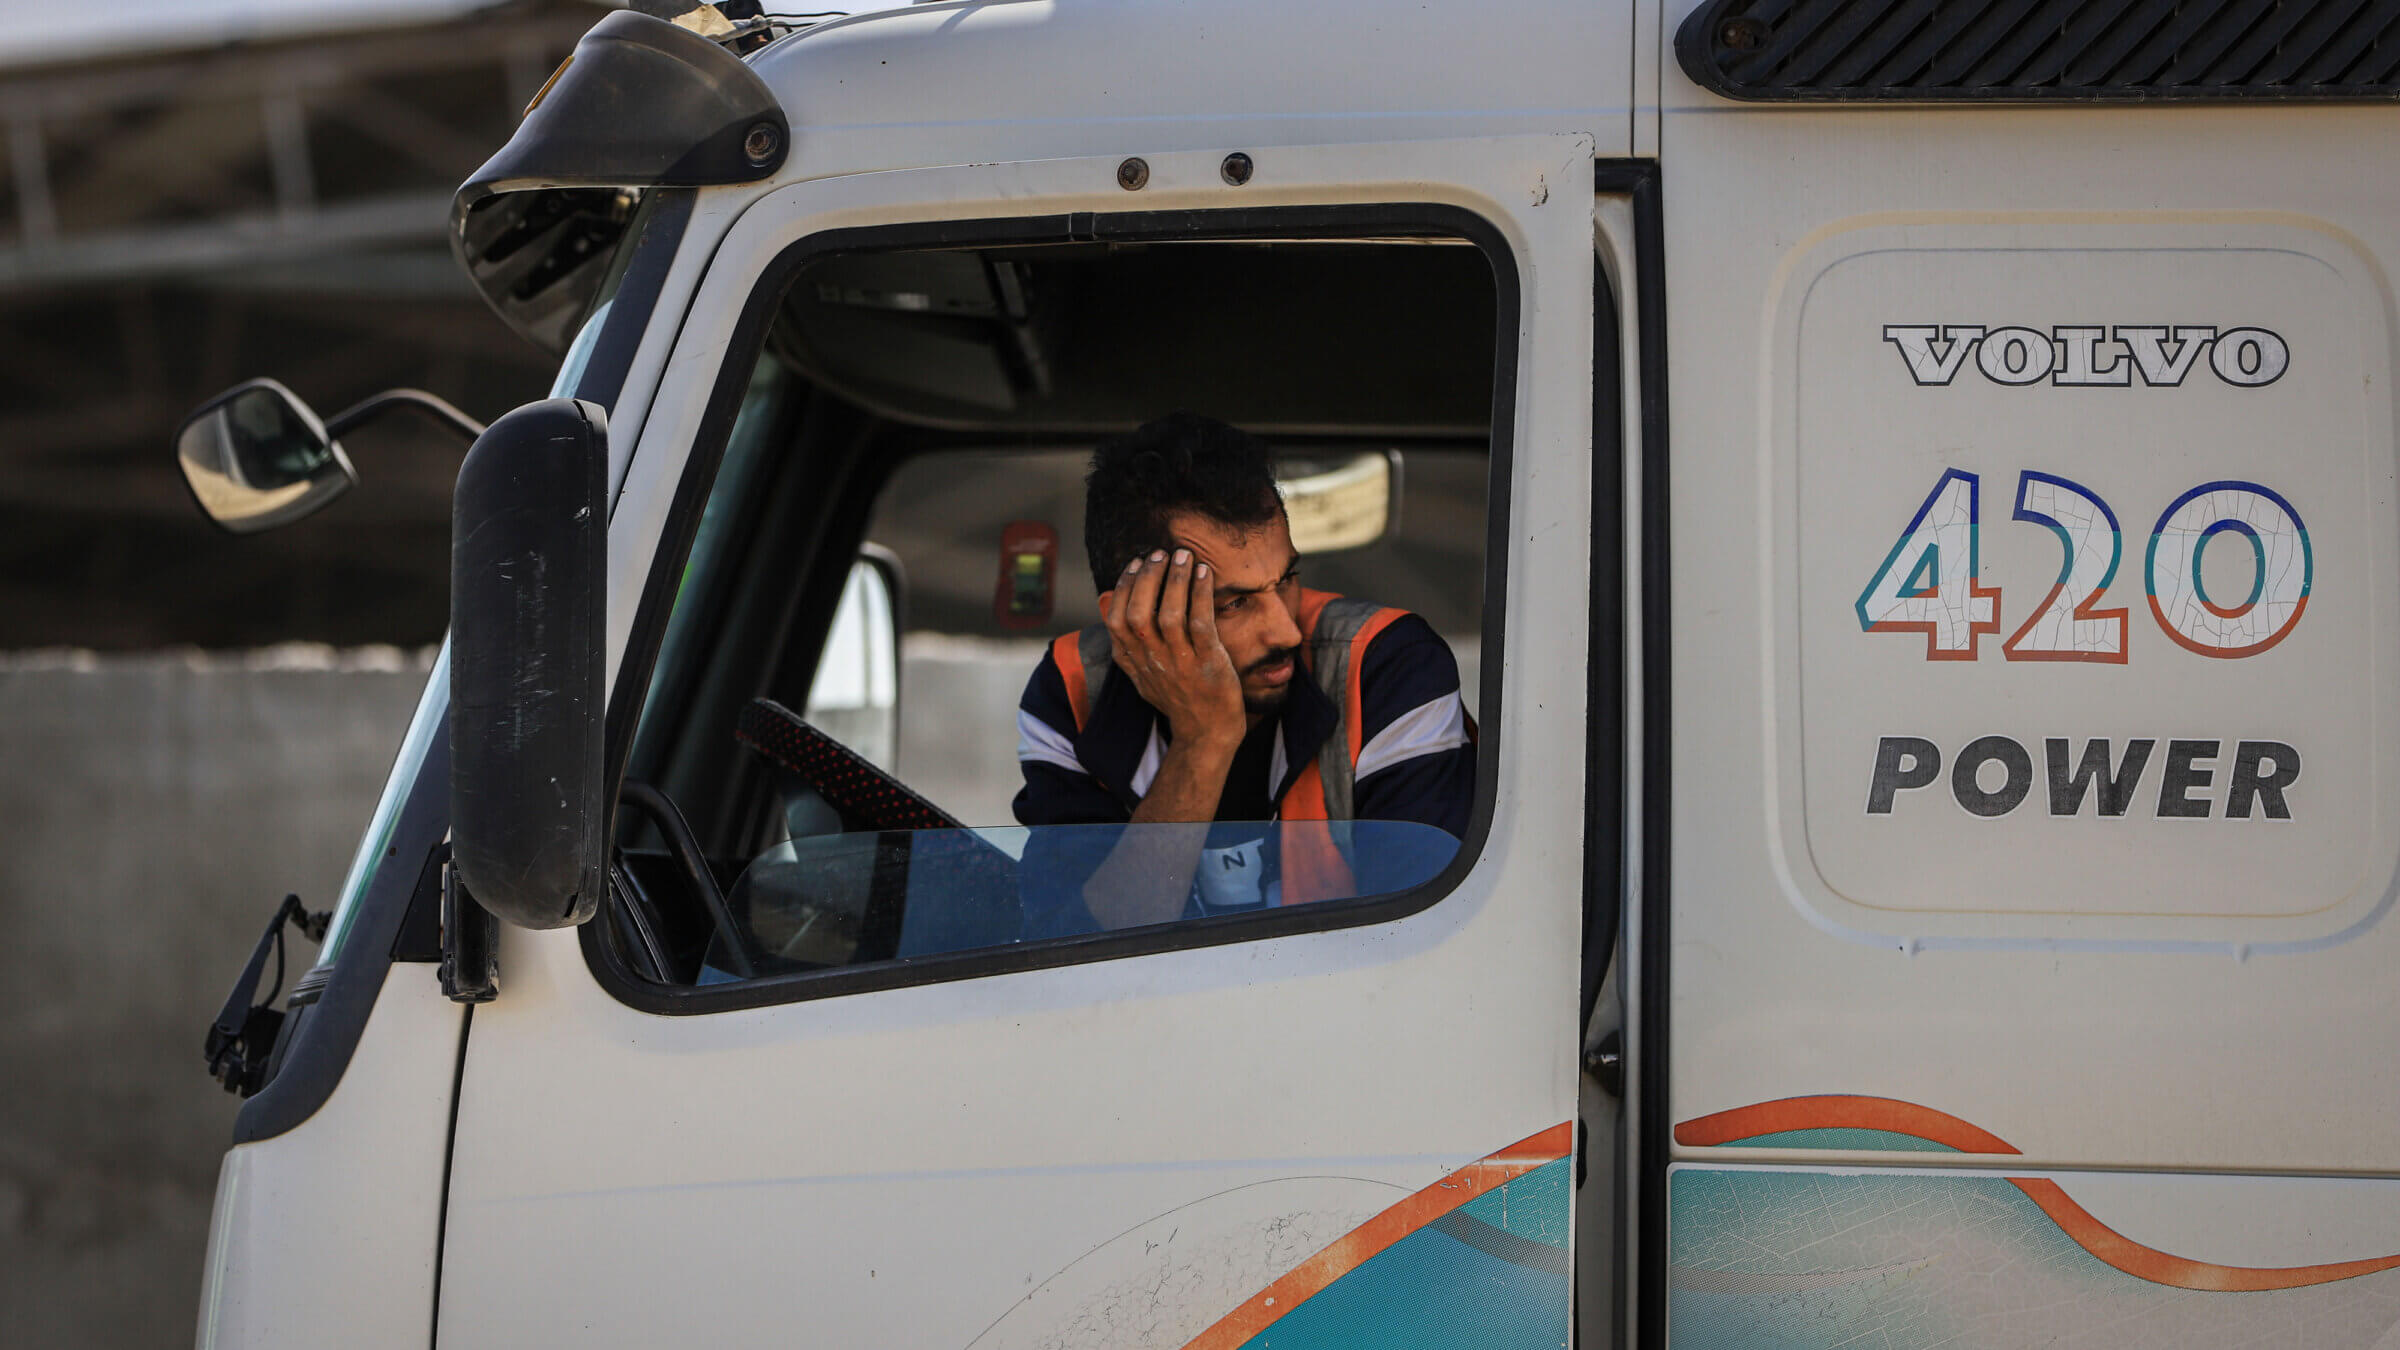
[1102,548,1248,750]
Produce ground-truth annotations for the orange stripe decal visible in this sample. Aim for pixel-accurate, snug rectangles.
[1679,1095,2400,1292]
[1674,1094,2018,1154]
[1180,1123,1573,1350]
[2010,1177,2400,1292]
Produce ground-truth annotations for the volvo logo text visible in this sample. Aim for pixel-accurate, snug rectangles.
[1882,324,2289,388]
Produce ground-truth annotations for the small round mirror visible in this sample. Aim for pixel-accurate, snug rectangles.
[1277,449,1399,554]
[175,378,357,534]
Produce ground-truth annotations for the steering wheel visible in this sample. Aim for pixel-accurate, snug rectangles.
[734,697,964,832]
[735,698,1025,962]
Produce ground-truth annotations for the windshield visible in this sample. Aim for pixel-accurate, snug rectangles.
[307,194,689,974]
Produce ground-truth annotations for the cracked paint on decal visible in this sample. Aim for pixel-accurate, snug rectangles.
[1671,1169,2400,1348]
[966,1177,1405,1350]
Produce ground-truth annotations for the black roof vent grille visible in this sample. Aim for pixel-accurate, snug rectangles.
[1678,0,2400,101]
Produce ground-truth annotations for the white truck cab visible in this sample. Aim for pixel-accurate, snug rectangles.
[180,2,2400,1346]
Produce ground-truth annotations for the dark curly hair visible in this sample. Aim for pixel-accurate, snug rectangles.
[1083,413,1284,592]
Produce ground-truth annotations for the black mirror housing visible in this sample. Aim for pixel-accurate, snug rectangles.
[451,9,788,353]
[175,378,358,534]
[450,399,608,929]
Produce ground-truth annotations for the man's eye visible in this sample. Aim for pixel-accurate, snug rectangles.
[1221,595,1245,612]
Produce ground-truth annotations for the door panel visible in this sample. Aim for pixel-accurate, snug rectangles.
[437,138,1597,1348]
[1665,88,2400,1174]
[198,971,461,1350]
[1660,0,2400,1340]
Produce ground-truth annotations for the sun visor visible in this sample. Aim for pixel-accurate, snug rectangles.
[451,9,789,353]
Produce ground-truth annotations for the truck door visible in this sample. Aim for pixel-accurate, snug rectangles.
[435,136,1605,1348]
[1654,2,2400,1344]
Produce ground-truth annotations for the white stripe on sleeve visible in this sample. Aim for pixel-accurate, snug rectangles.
[1354,692,1471,780]
[1128,726,1165,798]
[1015,709,1086,775]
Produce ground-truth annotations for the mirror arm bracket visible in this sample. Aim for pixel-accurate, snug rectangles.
[439,861,501,1004]
[325,389,487,446]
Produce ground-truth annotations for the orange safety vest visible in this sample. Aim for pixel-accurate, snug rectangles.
[1048,588,1406,905]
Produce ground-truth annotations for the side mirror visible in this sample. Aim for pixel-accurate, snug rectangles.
[449,399,608,929]
[1278,450,1401,554]
[174,378,357,534]
[803,546,905,771]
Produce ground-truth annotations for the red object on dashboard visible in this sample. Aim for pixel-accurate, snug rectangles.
[995,521,1058,629]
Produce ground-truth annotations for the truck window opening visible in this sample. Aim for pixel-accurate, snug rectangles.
[610,229,1507,994]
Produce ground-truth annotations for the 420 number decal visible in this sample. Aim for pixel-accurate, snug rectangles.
[1856,469,2311,662]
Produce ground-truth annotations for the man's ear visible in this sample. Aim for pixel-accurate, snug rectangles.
[1097,588,1115,620]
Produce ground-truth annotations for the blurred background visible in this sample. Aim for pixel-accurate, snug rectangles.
[0,1,595,1342]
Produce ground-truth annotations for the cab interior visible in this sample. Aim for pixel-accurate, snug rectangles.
[608,227,1508,986]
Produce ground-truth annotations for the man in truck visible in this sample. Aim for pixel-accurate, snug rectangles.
[1013,413,1475,936]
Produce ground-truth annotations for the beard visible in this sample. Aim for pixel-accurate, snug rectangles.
[1240,646,1300,714]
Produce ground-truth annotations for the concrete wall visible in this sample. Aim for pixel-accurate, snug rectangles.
[894,635,1052,828]
[0,649,432,1349]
